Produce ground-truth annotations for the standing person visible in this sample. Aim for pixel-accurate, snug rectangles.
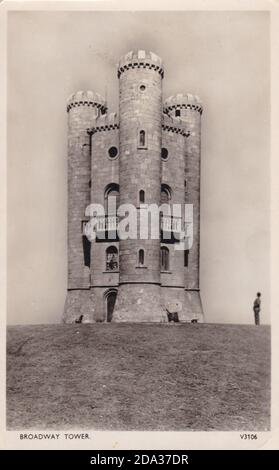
[253,292,261,325]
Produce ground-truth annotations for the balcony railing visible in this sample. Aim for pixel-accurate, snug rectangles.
[160,215,182,232]
[94,215,119,232]
[83,215,188,242]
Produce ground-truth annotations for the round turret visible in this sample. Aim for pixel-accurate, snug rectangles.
[66,90,106,292]
[165,93,203,297]
[113,50,166,322]
[67,90,107,114]
[161,113,187,309]
[164,93,203,319]
[163,93,203,115]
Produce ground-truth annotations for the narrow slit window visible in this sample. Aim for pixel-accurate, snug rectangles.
[139,249,145,266]
[82,235,91,268]
[184,249,189,267]
[139,130,145,147]
[161,247,169,271]
[139,190,145,204]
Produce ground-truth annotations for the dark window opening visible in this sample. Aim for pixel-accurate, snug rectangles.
[184,249,189,267]
[161,148,168,160]
[106,246,118,271]
[161,184,172,204]
[139,190,145,204]
[105,183,120,215]
[139,84,146,92]
[108,146,118,159]
[139,249,145,266]
[106,290,117,322]
[161,246,169,271]
[82,235,91,268]
[175,109,181,117]
[139,130,146,147]
[89,179,92,189]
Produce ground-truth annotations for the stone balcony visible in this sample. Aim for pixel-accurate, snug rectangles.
[83,215,188,243]
[95,215,119,232]
[160,215,184,243]
[160,215,182,232]
[88,216,119,241]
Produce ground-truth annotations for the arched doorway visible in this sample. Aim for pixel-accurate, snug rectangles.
[104,289,118,322]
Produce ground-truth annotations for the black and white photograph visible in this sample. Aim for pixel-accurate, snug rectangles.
[1,0,278,451]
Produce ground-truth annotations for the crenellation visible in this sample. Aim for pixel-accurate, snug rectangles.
[118,50,164,79]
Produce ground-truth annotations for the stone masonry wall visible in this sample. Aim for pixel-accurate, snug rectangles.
[161,119,186,290]
[90,118,119,290]
[113,51,166,321]
[164,94,204,321]
[63,91,107,323]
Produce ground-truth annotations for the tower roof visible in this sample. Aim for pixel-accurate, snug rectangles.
[164,93,203,114]
[118,50,164,78]
[67,90,107,113]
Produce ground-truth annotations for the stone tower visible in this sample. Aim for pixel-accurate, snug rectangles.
[63,50,204,323]
[63,91,107,322]
[164,94,204,322]
[113,51,166,322]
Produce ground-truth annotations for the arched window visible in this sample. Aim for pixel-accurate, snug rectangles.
[139,130,146,147]
[106,246,118,271]
[104,183,120,215]
[139,190,145,204]
[161,246,169,271]
[138,249,145,266]
[161,184,172,204]
[161,148,168,161]
[104,289,118,322]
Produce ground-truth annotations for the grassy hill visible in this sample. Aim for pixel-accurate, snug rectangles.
[7,323,270,430]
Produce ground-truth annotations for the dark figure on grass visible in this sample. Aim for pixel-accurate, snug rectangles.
[253,292,261,326]
[75,315,83,324]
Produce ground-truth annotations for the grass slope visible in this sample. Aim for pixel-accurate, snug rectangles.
[7,323,270,430]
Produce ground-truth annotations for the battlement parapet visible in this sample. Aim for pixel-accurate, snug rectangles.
[67,90,107,113]
[162,113,190,137]
[118,50,164,79]
[164,93,203,115]
[87,112,119,135]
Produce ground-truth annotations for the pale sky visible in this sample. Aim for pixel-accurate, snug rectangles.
[7,10,270,324]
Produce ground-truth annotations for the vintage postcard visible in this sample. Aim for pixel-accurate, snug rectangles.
[0,0,278,451]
